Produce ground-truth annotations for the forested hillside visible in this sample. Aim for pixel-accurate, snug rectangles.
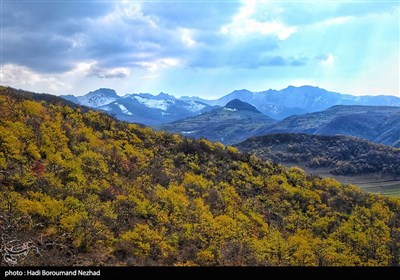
[236,133,400,176]
[1,87,399,266]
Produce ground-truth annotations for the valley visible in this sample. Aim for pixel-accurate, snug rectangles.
[236,133,400,196]
[284,164,400,196]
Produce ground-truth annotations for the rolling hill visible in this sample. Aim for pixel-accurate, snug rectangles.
[259,105,400,147]
[236,133,400,177]
[161,99,277,145]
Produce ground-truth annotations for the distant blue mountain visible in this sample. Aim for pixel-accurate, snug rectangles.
[62,85,400,126]
[180,85,400,119]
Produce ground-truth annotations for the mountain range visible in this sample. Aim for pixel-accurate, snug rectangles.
[61,86,400,147]
[62,88,215,126]
[161,99,276,145]
[62,86,400,125]
[181,85,400,119]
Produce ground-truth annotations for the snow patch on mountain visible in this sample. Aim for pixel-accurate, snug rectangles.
[117,104,133,115]
[224,108,237,112]
[134,96,172,111]
[78,96,117,107]
[184,101,206,112]
[101,106,112,111]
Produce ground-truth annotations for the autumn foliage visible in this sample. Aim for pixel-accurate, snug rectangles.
[0,87,399,266]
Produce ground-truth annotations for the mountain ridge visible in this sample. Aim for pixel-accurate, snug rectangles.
[62,90,216,126]
[63,85,400,122]
[181,85,400,119]
[161,99,276,145]
[260,105,400,147]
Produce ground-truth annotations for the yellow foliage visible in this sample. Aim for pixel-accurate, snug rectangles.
[1,87,399,266]
[226,146,239,154]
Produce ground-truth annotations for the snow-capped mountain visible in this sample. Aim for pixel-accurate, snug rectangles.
[181,86,400,119]
[61,89,215,126]
[62,85,400,126]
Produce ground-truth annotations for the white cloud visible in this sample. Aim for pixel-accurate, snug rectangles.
[318,16,353,27]
[220,0,297,40]
[316,53,335,65]
[1,64,70,91]
[222,19,297,40]
[135,58,180,71]
[323,53,335,65]
[180,28,197,48]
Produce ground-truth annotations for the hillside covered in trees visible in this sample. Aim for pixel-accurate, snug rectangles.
[0,86,399,266]
[236,133,400,177]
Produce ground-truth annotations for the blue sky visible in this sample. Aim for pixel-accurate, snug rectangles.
[1,0,399,98]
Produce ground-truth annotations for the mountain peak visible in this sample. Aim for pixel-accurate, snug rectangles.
[225,99,261,113]
[77,88,118,108]
[157,92,175,100]
[87,88,118,98]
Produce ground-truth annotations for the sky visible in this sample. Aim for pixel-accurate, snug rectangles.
[1,0,399,98]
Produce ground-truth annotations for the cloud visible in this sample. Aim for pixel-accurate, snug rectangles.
[2,1,113,29]
[2,31,76,73]
[1,1,305,75]
[133,58,180,71]
[139,1,241,29]
[2,1,115,73]
[1,0,398,97]
[221,19,297,40]
[85,63,130,79]
[180,28,197,48]
[1,64,70,92]
[290,57,309,67]
[316,53,335,65]
[220,0,297,40]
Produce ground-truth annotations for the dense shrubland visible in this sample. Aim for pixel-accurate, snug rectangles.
[1,87,399,266]
[236,133,400,176]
